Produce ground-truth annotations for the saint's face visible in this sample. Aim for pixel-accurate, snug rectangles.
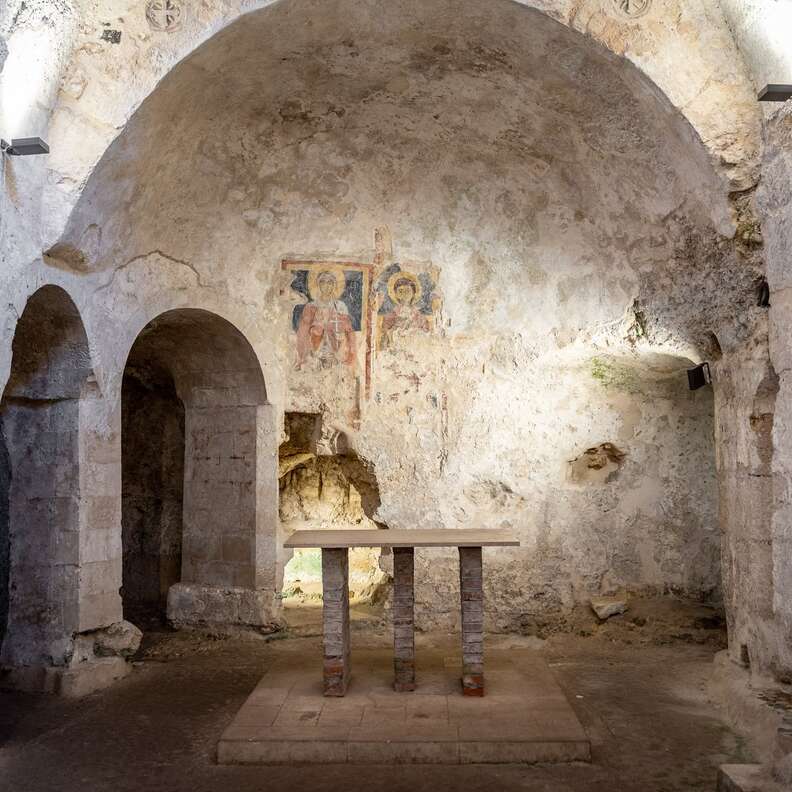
[395,283,415,305]
[318,276,335,301]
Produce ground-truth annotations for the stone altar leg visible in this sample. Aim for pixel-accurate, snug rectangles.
[393,547,416,691]
[322,547,351,696]
[459,546,484,696]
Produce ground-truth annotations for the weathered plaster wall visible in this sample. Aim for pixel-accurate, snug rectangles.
[756,102,792,681]
[718,0,792,97]
[28,0,756,632]
[0,0,773,651]
[714,324,778,675]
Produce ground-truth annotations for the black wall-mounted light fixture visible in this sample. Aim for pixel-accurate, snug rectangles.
[687,362,711,391]
[758,278,771,307]
[1,137,50,156]
[758,84,792,102]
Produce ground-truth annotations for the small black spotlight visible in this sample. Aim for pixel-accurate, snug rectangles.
[758,84,792,102]
[687,362,711,391]
[1,137,50,156]
[758,278,770,307]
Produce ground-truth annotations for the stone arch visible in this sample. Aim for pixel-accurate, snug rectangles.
[28,0,759,251]
[0,285,93,668]
[121,308,279,631]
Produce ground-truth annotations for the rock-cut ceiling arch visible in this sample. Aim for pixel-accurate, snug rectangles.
[49,0,761,355]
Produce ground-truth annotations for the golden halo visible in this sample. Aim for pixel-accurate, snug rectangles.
[387,270,422,306]
[308,267,346,301]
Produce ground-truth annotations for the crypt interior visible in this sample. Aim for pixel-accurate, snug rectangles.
[0,0,791,790]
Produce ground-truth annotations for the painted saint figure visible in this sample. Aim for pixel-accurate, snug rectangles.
[377,270,434,350]
[295,270,357,370]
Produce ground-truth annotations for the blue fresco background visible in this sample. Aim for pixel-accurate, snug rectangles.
[290,269,364,331]
[375,264,435,316]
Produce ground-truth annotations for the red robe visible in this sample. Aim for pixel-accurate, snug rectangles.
[296,300,356,368]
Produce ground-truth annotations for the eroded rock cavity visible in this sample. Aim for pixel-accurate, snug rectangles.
[279,412,387,610]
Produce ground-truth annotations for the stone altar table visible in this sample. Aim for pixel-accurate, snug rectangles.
[283,529,520,697]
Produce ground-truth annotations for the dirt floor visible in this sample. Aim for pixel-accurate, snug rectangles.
[0,599,752,792]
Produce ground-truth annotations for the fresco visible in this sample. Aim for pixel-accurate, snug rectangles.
[283,260,371,375]
[374,264,440,350]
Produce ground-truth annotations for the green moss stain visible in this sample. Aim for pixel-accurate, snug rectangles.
[590,356,643,394]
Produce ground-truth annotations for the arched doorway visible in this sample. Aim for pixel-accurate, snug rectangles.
[121,354,184,627]
[121,309,279,631]
[0,286,93,668]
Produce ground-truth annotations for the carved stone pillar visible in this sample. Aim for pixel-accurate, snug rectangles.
[459,546,484,696]
[392,547,416,691]
[322,547,351,696]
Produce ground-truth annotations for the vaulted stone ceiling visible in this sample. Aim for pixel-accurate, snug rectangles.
[52,0,761,356]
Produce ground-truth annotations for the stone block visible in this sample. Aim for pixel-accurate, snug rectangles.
[458,739,591,764]
[322,548,351,696]
[393,547,415,692]
[590,596,628,620]
[93,620,142,658]
[718,764,784,792]
[78,591,122,632]
[348,740,459,764]
[218,739,348,765]
[80,560,116,595]
[459,546,485,696]
[222,534,252,565]
[0,657,131,697]
[166,582,279,629]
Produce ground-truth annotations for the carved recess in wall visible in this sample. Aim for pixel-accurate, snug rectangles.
[145,0,182,32]
[612,0,651,18]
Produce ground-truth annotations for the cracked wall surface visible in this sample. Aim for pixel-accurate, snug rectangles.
[0,0,783,659]
[756,102,792,681]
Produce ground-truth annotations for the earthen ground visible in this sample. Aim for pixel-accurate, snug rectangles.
[0,617,751,791]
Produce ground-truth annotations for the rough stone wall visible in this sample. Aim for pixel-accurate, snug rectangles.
[121,371,184,622]
[757,102,792,681]
[120,310,280,629]
[0,0,761,261]
[0,399,82,666]
[718,0,792,101]
[279,454,384,598]
[409,354,719,631]
[713,325,777,674]
[0,0,776,646]
[182,405,259,589]
[0,422,9,653]
[0,287,91,666]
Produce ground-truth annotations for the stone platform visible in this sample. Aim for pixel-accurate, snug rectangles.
[218,647,590,764]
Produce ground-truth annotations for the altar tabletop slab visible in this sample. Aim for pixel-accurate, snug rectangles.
[283,528,520,549]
